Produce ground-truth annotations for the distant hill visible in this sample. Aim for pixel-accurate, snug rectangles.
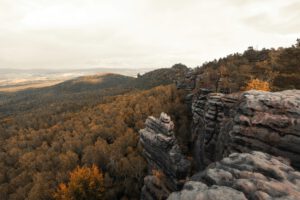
[46,73,135,93]
[133,63,189,89]
[0,67,153,92]
[0,65,188,118]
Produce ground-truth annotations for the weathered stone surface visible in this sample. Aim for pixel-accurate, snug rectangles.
[168,151,300,200]
[191,90,226,168]
[140,89,300,199]
[139,113,191,200]
[168,181,247,200]
[144,112,175,137]
[192,89,300,170]
[176,69,196,91]
[141,176,170,200]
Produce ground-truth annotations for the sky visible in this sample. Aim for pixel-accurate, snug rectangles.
[0,0,299,69]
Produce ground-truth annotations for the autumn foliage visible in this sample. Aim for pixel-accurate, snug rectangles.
[152,169,165,180]
[0,84,189,199]
[54,165,105,200]
[196,41,300,92]
[2,43,299,200]
[245,78,270,91]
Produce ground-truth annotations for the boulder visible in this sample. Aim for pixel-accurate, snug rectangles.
[168,151,300,200]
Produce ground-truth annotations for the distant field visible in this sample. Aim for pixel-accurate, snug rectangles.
[0,79,65,92]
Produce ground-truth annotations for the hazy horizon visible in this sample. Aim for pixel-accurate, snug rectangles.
[0,66,155,71]
[1,0,299,70]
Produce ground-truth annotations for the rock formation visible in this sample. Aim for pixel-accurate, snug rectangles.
[139,86,300,199]
[176,69,196,91]
[168,151,300,200]
[191,90,225,168]
[139,113,191,200]
[192,89,300,170]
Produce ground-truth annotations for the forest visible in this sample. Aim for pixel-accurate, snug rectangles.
[0,84,190,199]
[194,40,300,92]
[0,41,299,200]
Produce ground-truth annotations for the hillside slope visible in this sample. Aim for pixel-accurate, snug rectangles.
[0,65,188,118]
[191,42,300,92]
[0,84,189,200]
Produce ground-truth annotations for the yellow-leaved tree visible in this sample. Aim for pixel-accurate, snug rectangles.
[245,78,270,91]
[54,165,105,200]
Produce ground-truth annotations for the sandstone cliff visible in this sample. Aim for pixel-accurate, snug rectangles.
[139,113,191,199]
[139,80,300,199]
[192,89,300,170]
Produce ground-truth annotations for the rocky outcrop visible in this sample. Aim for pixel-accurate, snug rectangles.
[139,88,300,199]
[139,113,191,200]
[176,70,196,91]
[191,90,225,168]
[168,151,300,200]
[192,89,300,170]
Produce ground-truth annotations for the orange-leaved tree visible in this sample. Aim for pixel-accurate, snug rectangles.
[54,165,105,200]
[245,78,270,91]
[152,169,165,180]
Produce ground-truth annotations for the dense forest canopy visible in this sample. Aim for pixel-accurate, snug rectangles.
[0,84,190,200]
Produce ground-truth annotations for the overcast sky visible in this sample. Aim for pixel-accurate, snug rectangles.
[0,0,299,69]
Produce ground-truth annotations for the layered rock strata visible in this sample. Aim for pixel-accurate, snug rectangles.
[191,90,225,168]
[168,151,300,200]
[139,89,300,199]
[139,113,191,200]
[176,70,196,91]
[192,89,300,170]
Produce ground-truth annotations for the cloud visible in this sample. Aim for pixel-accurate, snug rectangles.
[242,0,300,34]
[0,0,298,69]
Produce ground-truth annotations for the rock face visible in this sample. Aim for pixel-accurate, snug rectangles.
[225,90,300,169]
[168,151,300,200]
[176,70,196,91]
[139,113,191,200]
[191,90,225,168]
[192,89,300,170]
[139,89,300,199]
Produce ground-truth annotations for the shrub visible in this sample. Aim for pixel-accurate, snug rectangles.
[245,79,270,91]
[54,165,105,200]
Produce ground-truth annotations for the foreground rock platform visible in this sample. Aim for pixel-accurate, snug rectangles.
[168,151,300,200]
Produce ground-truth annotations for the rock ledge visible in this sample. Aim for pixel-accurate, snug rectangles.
[168,151,300,200]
